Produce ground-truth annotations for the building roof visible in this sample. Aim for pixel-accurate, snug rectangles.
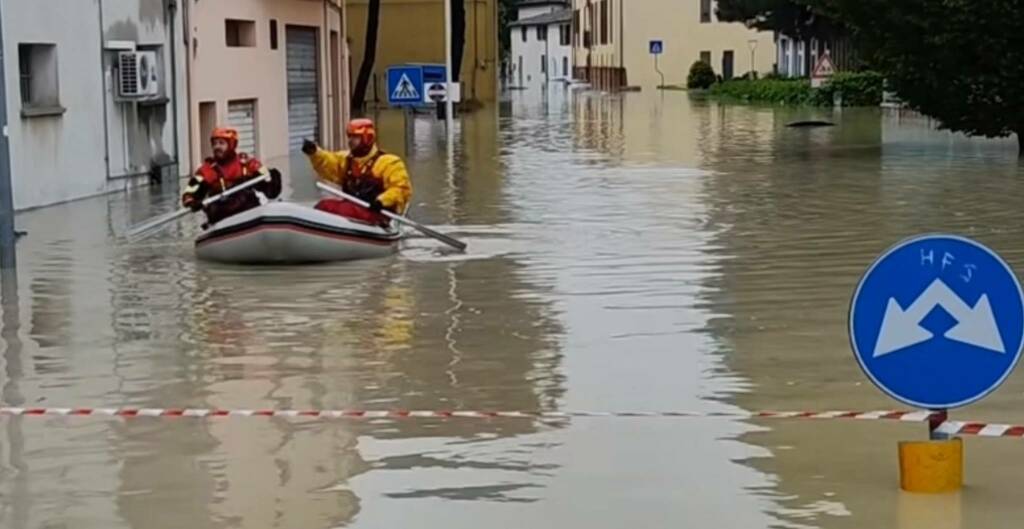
[517,0,568,7]
[509,8,572,27]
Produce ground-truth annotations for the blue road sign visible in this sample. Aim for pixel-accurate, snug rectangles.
[387,66,423,106]
[849,235,1024,409]
[649,40,663,55]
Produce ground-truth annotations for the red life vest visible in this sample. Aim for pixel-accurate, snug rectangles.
[196,153,262,193]
[342,151,386,203]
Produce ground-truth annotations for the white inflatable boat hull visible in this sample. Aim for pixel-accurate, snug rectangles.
[195,202,400,264]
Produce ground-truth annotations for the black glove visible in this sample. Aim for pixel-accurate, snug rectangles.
[266,169,283,199]
[368,199,384,213]
[301,138,318,155]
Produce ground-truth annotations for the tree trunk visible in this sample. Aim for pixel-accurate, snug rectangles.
[450,0,466,83]
[1018,132,1023,158]
[351,0,381,114]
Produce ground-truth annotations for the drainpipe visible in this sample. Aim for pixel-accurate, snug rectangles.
[98,1,112,181]
[183,0,195,170]
[167,0,181,182]
[323,0,331,148]
[618,0,623,87]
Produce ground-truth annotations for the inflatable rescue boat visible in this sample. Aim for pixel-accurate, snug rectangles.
[195,202,401,264]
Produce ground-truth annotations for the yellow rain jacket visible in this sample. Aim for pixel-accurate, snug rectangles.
[308,145,412,214]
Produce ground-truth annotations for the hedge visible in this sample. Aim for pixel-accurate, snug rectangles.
[707,72,885,107]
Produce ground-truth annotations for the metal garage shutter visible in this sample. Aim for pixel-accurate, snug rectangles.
[227,99,258,156]
[286,27,320,152]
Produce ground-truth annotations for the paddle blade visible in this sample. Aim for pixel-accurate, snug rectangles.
[127,208,190,239]
[409,223,467,252]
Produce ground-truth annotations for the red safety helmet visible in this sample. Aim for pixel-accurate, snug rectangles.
[346,118,377,148]
[211,127,239,152]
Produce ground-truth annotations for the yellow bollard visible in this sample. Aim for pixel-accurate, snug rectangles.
[898,438,963,493]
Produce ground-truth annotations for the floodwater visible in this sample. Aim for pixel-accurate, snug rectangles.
[2,88,1024,529]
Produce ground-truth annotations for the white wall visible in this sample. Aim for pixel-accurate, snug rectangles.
[101,0,188,180]
[510,20,571,88]
[3,0,109,210]
[1,0,189,211]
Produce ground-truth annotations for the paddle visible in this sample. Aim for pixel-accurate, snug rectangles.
[127,173,271,240]
[315,181,467,252]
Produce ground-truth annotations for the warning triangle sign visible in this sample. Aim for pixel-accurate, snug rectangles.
[812,52,836,79]
[392,73,420,100]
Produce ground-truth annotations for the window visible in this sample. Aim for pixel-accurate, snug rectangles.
[701,0,712,23]
[199,102,217,159]
[700,50,711,65]
[270,20,279,50]
[560,24,571,46]
[563,57,569,77]
[538,26,547,42]
[722,50,735,80]
[541,54,547,73]
[521,27,528,42]
[18,43,62,115]
[226,19,256,47]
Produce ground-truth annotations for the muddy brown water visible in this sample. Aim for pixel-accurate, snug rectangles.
[1,89,1022,528]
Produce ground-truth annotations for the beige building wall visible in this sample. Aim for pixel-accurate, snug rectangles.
[186,0,350,167]
[571,0,774,90]
[347,0,498,105]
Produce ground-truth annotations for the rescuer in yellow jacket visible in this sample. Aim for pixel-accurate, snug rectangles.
[302,118,412,225]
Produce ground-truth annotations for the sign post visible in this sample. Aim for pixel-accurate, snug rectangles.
[0,5,17,270]
[850,234,1024,492]
[649,40,664,88]
[442,0,454,139]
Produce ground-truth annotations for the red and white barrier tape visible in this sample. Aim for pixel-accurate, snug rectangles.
[3,407,1021,439]
[934,421,1024,439]
[0,407,934,422]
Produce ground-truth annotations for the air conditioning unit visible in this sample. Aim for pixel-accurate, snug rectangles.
[118,51,160,99]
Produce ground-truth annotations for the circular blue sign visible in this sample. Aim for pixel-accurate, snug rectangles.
[849,234,1024,409]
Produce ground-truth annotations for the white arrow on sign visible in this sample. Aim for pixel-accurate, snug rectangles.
[873,278,1006,357]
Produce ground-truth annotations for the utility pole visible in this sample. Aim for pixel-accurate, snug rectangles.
[0,3,17,270]
[443,0,454,139]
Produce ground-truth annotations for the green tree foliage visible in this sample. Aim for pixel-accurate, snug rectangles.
[687,61,717,89]
[815,71,883,107]
[716,0,839,39]
[816,0,1024,152]
[499,0,518,59]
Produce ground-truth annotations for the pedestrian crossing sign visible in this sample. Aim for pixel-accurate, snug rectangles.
[387,66,424,106]
[649,40,664,55]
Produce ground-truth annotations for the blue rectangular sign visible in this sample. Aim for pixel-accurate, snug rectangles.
[387,66,424,106]
[649,40,664,55]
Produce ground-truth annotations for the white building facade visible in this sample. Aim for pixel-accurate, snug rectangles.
[509,0,572,89]
[1,0,189,211]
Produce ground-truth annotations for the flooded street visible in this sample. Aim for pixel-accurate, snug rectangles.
[3,89,1024,528]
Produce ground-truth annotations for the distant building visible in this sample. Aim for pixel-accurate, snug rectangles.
[570,0,774,90]
[775,34,856,78]
[1,0,188,211]
[508,1,572,89]
[186,0,350,165]
[347,0,499,105]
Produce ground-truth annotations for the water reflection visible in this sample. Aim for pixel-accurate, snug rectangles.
[2,85,1024,528]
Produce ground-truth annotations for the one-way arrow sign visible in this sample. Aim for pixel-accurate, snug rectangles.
[850,234,1024,409]
[874,278,1005,357]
